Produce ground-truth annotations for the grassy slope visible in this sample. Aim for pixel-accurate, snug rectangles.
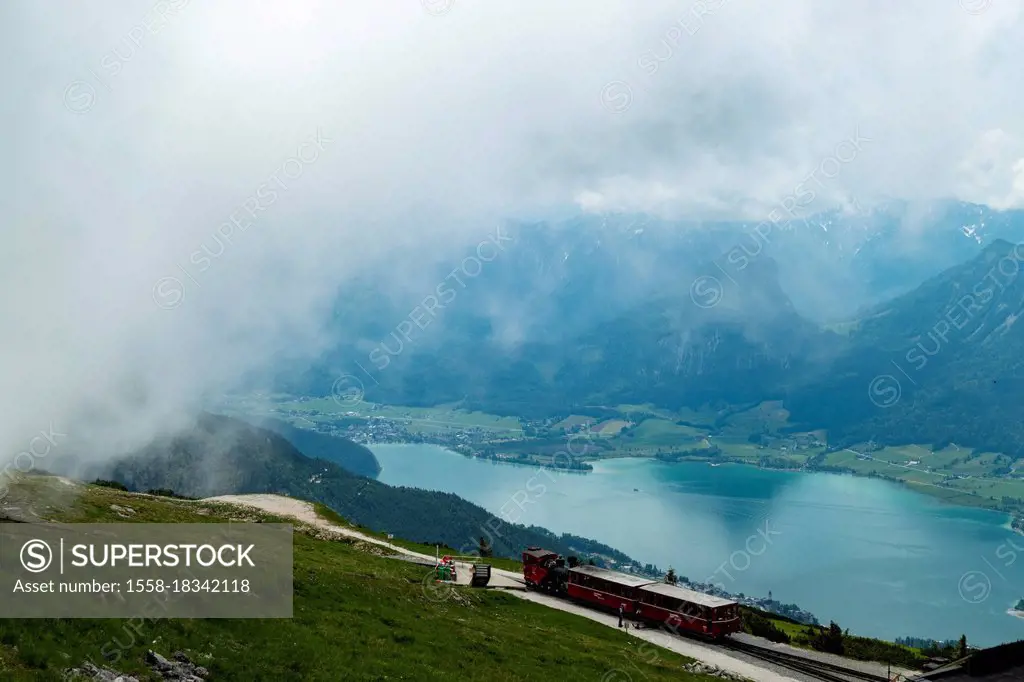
[0,478,712,682]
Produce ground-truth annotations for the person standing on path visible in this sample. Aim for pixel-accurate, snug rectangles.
[618,603,625,628]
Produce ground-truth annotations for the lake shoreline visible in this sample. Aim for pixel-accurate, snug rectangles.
[595,453,1019,524]
[600,451,1022,522]
[371,444,822,626]
[371,442,1024,646]
[375,440,1018,524]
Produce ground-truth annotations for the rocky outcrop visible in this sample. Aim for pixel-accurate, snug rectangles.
[683,660,752,681]
[62,661,139,682]
[63,650,210,681]
[144,650,210,680]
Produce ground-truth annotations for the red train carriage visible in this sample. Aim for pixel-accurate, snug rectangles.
[566,564,655,615]
[521,547,742,640]
[635,582,742,639]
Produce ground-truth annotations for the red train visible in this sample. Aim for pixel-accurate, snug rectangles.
[522,547,742,639]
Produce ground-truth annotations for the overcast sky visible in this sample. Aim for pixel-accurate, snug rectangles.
[1,0,1022,468]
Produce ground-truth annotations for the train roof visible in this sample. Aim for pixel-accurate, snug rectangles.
[569,564,657,588]
[523,548,558,559]
[638,582,736,608]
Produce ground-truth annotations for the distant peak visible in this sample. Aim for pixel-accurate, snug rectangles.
[985,237,1017,253]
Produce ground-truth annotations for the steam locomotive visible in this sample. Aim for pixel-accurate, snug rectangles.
[522,547,742,639]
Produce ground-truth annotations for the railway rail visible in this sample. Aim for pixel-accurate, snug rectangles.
[723,639,894,682]
[521,547,909,682]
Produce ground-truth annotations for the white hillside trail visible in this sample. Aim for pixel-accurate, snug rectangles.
[202,493,524,588]
[204,493,801,682]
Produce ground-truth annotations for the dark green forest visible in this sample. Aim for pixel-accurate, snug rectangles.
[243,415,381,478]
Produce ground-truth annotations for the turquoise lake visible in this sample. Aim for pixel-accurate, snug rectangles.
[371,443,1024,647]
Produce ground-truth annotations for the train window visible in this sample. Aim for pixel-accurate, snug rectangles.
[598,578,623,598]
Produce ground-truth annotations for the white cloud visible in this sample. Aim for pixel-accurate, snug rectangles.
[0,0,1022,462]
[957,129,1024,209]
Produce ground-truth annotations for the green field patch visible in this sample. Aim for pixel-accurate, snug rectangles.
[719,402,792,432]
[822,451,942,483]
[613,419,706,446]
[945,476,1024,502]
[667,406,719,426]
[823,449,859,467]
[920,445,971,469]
[713,439,810,463]
[590,419,632,437]
[949,452,1006,476]
[872,444,933,464]
[553,415,595,430]
[903,481,994,508]
[842,444,984,473]
[821,451,1017,506]
[614,403,681,420]
[715,440,761,460]
[859,445,959,474]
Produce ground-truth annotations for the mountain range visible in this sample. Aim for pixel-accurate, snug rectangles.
[285,204,1024,458]
[785,238,1024,456]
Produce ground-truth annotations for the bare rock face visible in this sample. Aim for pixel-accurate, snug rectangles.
[683,660,752,681]
[145,650,210,681]
[63,650,209,682]
[61,661,140,681]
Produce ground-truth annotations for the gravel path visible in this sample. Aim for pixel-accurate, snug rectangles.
[202,493,524,589]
